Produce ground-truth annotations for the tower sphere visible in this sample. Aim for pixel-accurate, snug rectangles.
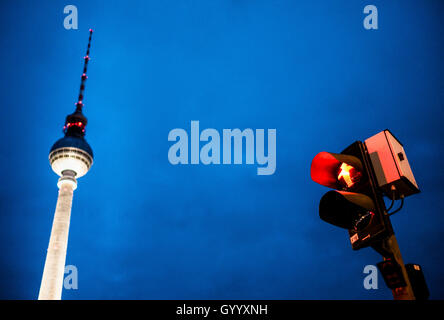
[49,136,93,178]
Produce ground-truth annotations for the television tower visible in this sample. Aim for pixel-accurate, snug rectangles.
[38,30,95,300]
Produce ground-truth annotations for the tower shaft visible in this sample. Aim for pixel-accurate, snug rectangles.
[38,177,77,300]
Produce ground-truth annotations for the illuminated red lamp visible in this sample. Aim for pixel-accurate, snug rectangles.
[338,163,362,189]
[64,122,84,129]
[311,152,363,190]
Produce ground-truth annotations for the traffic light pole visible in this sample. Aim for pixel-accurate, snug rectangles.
[372,234,416,300]
[363,140,416,300]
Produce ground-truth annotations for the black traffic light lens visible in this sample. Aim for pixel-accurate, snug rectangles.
[319,190,375,230]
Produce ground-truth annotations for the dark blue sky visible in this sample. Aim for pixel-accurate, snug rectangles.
[0,0,443,299]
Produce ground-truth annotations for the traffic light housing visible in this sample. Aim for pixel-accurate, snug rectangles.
[311,141,393,250]
[377,258,408,290]
[405,264,429,300]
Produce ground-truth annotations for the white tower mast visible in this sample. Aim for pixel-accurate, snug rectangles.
[39,30,94,300]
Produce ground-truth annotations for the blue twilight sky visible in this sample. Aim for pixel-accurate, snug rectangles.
[0,0,443,300]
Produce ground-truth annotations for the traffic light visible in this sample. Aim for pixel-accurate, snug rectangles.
[311,130,425,299]
[377,260,429,300]
[311,141,392,250]
[377,258,407,289]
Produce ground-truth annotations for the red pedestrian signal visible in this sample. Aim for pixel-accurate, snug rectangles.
[311,151,363,190]
[311,141,392,250]
[337,163,362,189]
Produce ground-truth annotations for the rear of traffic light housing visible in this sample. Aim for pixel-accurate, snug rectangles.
[405,264,429,300]
[365,130,419,200]
[311,141,393,250]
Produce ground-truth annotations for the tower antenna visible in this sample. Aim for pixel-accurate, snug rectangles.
[63,29,94,137]
[76,29,93,112]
